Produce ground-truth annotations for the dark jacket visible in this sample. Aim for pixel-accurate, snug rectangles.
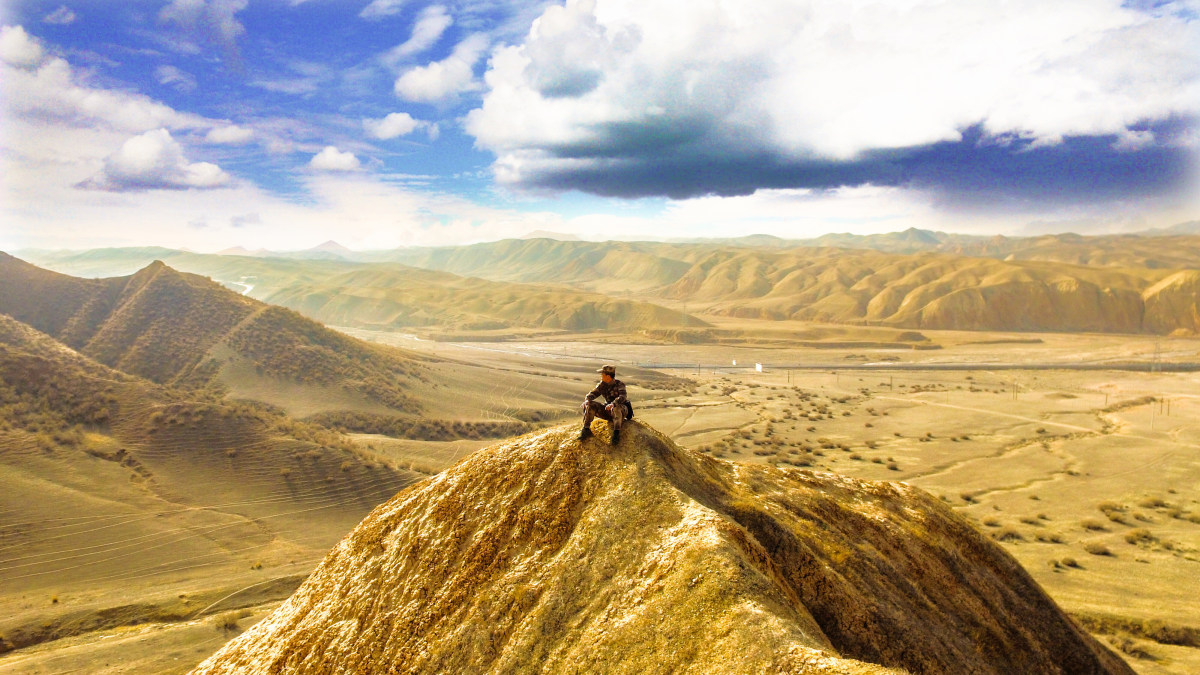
[586,378,634,418]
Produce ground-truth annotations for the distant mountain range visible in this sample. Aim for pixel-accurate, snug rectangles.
[11,222,1200,336]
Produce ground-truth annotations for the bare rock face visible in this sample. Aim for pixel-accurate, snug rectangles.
[193,422,1131,674]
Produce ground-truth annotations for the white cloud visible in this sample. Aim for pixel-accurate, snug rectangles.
[0,25,45,68]
[80,128,231,191]
[383,5,452,65]
[394,33,488,102]
[205,124,254,144]
[2,43,203,133]
[42,6,77,25]
[155,64,197,92]
[309,146,361,171]
[466,0,1200,189]
[363,112,436,140]
[1113,129,1155,152]
[360,0,409,21]
[159,0,248,60]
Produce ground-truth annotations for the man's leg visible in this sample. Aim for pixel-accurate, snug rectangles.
[580,401,601,439]
[609,403,624,445]
[610,404,624,431]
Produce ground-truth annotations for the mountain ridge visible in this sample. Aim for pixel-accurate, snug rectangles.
[194,421,1130,674]
[0,253,429,411]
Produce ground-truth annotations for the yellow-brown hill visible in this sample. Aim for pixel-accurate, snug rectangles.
[257,264,705,332]
[959,233,1200,270]
[194,422,1130,674]
[0,253,430,412]
[20,235,1200,335]
[0,313,420,653]
[655,248,1197,334]
[371,239,1200,334]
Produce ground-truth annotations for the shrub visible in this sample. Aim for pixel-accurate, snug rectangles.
[981,517,1001,527]
[1084,542,1112,556]
[214,609,252,633]
[886,462,899,471]
[992,527,1024,542]
[1081,519,1107,531]
[1124,529,1156,545]
[1108,636,1154,660]
[1061,557,1079,568]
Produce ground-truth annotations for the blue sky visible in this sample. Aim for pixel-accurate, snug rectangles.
[1,0,1197,251]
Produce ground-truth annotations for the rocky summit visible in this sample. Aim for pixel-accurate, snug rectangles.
[193,421,1130,674]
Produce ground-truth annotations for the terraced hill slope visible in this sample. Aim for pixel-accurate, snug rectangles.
[194,422,1130,674]
[0,314,419,653]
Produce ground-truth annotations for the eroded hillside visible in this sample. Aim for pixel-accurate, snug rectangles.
[0,254,431,412]
[194,422,1130,674]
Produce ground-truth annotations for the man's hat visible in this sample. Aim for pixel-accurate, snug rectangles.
[597,365,616,377]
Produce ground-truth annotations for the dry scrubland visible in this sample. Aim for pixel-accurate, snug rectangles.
[2,235,1199,673]
[330,326,1200,675]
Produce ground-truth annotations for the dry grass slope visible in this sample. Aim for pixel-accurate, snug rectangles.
[0,255,431,412]
[194,422,1129,674]
[0,313,420,652]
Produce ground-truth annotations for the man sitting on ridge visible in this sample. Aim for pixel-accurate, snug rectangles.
[580,364,632,446]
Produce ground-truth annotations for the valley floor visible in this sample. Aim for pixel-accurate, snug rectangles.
[4,323,1198,673]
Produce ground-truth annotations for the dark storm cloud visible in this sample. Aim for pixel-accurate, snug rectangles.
[512,120,1197,204]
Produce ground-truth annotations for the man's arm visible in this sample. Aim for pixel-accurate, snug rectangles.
[585,382,602,402]
[612,381,627,405]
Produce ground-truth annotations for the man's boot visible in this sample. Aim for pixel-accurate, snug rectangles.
[579,427,593,440]
[610,428,620,446]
